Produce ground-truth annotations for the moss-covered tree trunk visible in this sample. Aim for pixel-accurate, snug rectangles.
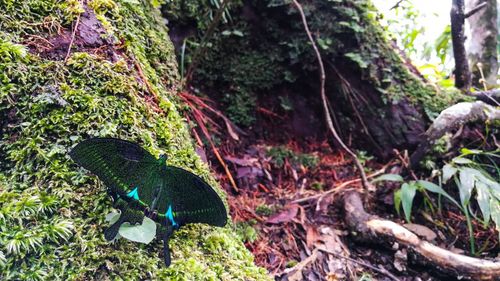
[0,1,268,280]
[164,0,463,158]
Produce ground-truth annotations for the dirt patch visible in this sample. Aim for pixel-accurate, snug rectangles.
[25,5,121,62]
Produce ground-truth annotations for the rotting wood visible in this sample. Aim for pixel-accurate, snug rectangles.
[343,191,500,281]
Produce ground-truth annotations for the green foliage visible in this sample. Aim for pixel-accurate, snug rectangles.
[285,260,298,268]
[358,273,374,281]
[375,148,500,254]
[255,205,274,216]
[234,220,258,243]
[443,149,500,253]
[278,96,293,111]
[310,181,323,191]
[267,146,318,169]
[0,1,268,280]
[165,0,447,133]
[223,89,256,127]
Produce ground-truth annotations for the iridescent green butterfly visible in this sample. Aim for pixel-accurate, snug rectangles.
[69,138,227,266]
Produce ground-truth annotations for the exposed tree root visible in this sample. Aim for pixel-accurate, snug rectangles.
[343,191,500,281]
[410,101,500,167]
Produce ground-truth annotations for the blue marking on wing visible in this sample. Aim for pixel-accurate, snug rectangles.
[166,205,178,227]
[126,187,139,200]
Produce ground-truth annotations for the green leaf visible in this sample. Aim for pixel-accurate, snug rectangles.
[401,183,417,222]
[416,180,441,193]
[344,52,368,68]
[119,217,156,244]
[232,30,244,37]
[372,174,404,183]
[394,189,402,216]
[442,164,457,183]
[490,199,500,242]
[458,168,476,206]
[417,180,461,208]
[460,148,482,155]
[475,181,491,225]
[453,157,474,165]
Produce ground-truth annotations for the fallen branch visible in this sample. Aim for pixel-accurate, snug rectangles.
[467,89,500,106]
[343,191,500,281]
[291,0,371,191]
[410,101,500,167]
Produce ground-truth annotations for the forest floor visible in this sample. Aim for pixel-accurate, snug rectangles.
[181,92,499,281]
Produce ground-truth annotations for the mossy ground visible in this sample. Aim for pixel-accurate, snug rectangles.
[0,0,269,280]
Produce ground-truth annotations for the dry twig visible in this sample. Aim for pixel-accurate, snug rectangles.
[64,10,81,63]
[293,162,391,204]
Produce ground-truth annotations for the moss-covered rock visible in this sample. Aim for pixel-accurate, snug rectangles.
[0,0,269,280]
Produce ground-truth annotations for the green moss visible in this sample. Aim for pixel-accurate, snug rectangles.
[165,0,461,127]
[255,205,273,216]
[234,220,258,243]
[267,146,319,169]
[0,1,269,280]
[310,181,323,191]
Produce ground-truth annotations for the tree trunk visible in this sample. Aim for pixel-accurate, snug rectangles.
[466,0,499,88]
[165,0,450,159]
[451,0,473,90]
[0,1,268,280]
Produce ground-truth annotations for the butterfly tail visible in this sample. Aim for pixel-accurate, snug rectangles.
[104,216,124,241]
[160,225,174,267]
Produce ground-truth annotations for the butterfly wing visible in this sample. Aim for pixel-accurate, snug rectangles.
[156,166,227,227]
[69,138,160,207]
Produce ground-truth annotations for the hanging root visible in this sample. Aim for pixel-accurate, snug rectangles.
[343,191,500,281]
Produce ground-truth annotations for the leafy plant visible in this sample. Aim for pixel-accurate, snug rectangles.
[374,175,459,223]
[375,149,500,254]
[443,149,500,254]
[267,146,319,169]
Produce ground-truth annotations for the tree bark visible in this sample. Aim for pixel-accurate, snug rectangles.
[451,0,473,90]
[466,0,499,88]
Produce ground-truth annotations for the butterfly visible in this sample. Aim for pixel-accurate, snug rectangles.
[69,138,227,266]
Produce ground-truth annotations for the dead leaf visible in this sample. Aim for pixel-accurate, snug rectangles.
[236,167,263,178]
[225,155,260,167]
[306,226,320,248]
[404,223,437,241]
[266,204,299,224]
[222,117,240,141]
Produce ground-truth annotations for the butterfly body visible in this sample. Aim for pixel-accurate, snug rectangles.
[69,138,227,266]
